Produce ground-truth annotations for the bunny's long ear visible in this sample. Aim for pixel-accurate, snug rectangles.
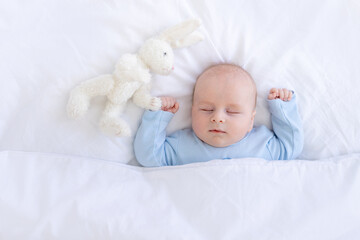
[171,32,204,48]
[158,19,204,48]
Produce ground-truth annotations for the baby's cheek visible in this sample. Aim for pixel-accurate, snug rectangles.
[230,121,246,135]
[192,119,202,134]
[192,116,206,134]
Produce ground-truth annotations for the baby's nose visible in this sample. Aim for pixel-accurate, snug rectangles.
[212,118,224,123]
[211,114,225,123]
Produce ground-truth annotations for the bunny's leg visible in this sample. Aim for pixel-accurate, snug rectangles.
[99,101,131,137]
[67,75,114,119]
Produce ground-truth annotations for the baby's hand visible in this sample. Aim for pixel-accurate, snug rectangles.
[160,96,179,114]
[268,88,293,101]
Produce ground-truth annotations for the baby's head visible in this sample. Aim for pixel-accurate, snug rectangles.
[192,63,257,147]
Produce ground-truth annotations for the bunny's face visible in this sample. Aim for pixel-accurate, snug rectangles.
[138,39,174,75]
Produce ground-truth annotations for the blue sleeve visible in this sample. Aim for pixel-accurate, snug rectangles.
[133,110,179,167]
[266,92,304,160]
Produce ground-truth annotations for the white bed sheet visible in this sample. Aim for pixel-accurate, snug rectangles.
[1,1,360,238]
[1,0,360,165]
[1,151,360,239]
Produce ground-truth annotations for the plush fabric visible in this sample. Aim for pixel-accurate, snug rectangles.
[66,20,203,137]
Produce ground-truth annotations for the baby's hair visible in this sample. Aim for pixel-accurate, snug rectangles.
[193,63,257,110]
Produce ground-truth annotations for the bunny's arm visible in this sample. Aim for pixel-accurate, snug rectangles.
[132,83,161,111]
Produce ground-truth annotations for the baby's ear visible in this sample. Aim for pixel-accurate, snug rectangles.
[252,110,256,119]
[248,110,256,132]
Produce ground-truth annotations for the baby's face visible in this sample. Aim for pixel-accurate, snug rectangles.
[192,66,256,148]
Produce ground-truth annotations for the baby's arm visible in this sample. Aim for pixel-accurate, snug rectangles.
[133,97,180,167]
[266,88,304,160]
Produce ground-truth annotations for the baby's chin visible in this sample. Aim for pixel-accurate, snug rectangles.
[199,135,236,148]
[206,141,232,148]
[196,131,248,148]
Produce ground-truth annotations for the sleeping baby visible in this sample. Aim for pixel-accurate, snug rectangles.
[134,63,304,167]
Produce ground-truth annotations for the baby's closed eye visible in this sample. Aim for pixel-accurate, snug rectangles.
[200,108,213,112]
[226,107,242,114]
[226,110,241,114]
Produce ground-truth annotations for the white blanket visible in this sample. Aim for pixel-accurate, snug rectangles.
[1,151,360,239]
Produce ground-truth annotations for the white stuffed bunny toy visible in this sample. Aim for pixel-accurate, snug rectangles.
[67,19,203,137]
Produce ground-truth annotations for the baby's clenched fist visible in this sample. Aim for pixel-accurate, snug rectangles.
[268,88,293,101]
[160,96,179,114]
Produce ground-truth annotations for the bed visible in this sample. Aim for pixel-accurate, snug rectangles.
[1,0,360,238]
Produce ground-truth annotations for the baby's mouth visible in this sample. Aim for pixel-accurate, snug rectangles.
[209,129,226,134]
